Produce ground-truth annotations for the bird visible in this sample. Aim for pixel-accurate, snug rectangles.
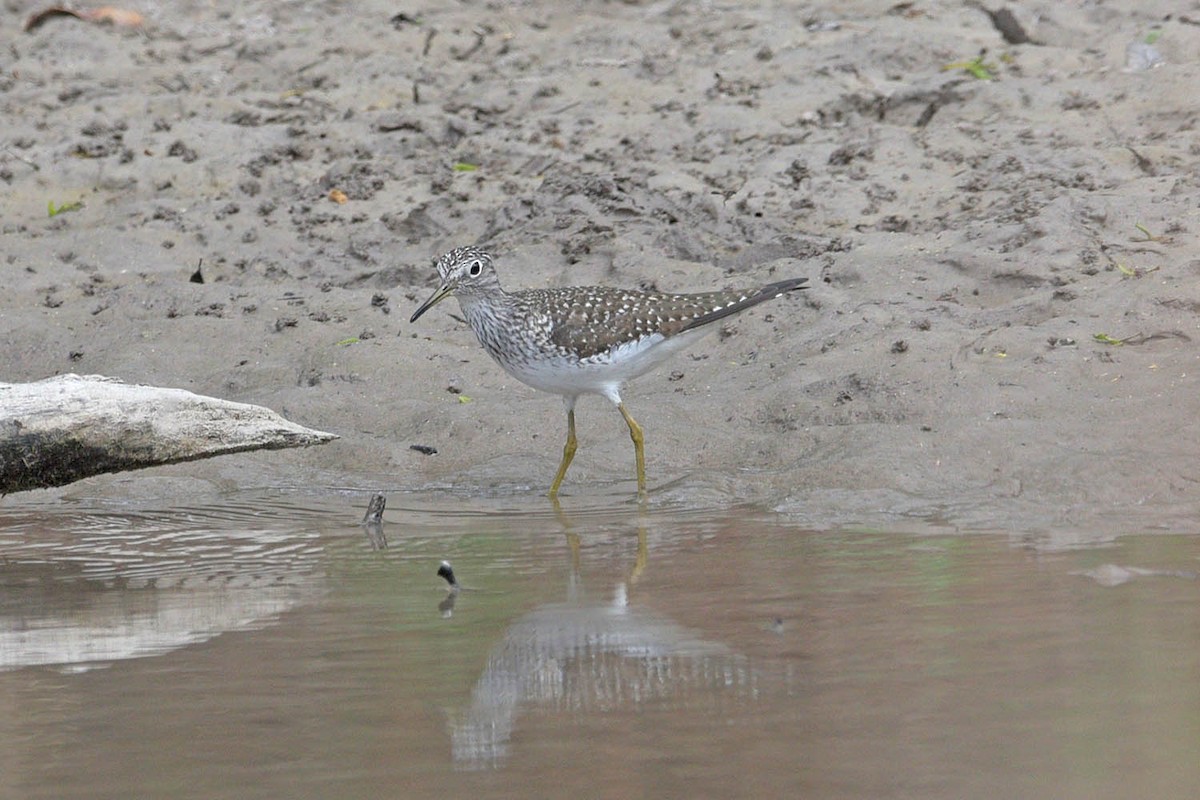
[409,246,807,498]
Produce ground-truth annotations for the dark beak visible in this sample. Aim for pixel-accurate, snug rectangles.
[410,283,453,323]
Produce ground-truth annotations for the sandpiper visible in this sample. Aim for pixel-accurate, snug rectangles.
[410,246,807,498]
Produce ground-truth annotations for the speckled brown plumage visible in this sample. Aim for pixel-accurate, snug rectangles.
[539,282,806,359]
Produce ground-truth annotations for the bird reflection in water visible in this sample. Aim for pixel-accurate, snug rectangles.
[449,499,757,770]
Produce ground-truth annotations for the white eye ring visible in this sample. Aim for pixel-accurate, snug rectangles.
[468,260,483,276]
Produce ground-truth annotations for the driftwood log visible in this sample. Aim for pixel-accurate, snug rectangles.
[0,374,337,494]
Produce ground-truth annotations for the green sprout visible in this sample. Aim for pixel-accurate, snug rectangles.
[1093,333,1126,346]
[1115,262,1161,279]
[452,162,479,172]
[48,199,84,217]
[336,337,361,347]
[1133,222,1159,242]
[943,55,996,80]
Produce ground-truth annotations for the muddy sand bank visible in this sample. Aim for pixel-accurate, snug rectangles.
[3,1,1198,542]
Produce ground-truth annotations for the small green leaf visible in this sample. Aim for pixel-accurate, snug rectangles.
[452,162,479,172]
[47,199,84,218]
[1093,333,1124,346]
[335,337,360,346]
[1133,222,1157,241]
[457,394,473,404]
[1145,29,1162,45]
[943,56,996,80]
[1115,263,1160,279]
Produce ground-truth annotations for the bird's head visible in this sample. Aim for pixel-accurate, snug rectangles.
[410,246,499,323]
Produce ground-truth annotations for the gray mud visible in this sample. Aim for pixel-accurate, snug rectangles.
[3,1,1198,540]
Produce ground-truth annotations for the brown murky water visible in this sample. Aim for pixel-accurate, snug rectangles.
[2,489,1199,799]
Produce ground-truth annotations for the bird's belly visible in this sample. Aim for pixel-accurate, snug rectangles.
[500,357,621,396]
[489,329,708,399]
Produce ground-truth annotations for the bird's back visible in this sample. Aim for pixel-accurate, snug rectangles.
[472,279,807,398]
[518,280,806,360]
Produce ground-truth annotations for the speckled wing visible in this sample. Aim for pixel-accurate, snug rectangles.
[540,279,807,360]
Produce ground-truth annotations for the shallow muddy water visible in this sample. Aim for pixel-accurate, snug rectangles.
[2,488,1198,799]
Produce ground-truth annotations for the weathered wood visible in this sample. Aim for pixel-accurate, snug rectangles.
[0,374,338,494]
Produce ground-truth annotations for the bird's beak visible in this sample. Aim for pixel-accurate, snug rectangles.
[410,283,453,323]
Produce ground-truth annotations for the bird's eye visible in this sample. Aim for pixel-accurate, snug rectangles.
[468,259,483,277]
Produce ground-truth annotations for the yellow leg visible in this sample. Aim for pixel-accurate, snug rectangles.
[629,521,648,585]
[617,402,647,498]
[549,492,582,584]
[548,408,578,498]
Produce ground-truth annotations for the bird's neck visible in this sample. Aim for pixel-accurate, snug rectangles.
[457,289,522,359]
